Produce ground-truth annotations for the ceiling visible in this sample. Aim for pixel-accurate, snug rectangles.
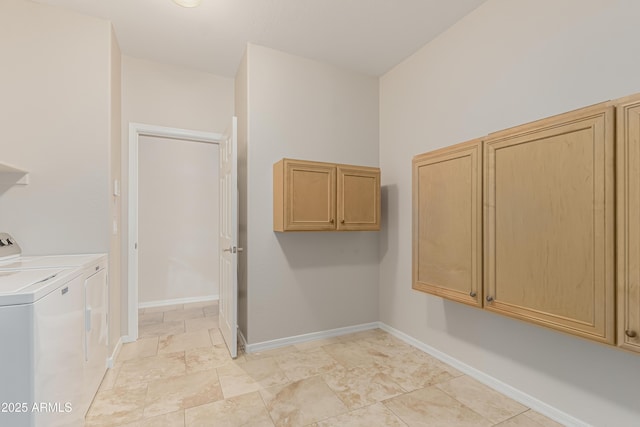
[31,0,487,78]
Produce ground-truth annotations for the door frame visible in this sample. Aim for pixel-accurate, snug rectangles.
[126,123,222,342]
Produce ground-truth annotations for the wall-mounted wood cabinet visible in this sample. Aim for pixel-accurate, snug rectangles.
[617,96,640,353]
[412,139,482,307]
[484,104,615,344]
[273,158,380,232]
[412,100,630,349]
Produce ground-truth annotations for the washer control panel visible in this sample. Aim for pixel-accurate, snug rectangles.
[0,233,21,259]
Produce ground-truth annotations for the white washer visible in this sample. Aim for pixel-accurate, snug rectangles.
[0,233,108,427]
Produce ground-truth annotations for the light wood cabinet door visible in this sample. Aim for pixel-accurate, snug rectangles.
[617,97,640,353]
[278,159,336,231]
[412,139,482,307]
[337,166,380,231]
[484,104,615,344]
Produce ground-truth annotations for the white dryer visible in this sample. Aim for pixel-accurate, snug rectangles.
[0,233,108,427]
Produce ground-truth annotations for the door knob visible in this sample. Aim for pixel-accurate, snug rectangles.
[469,291,477,298]
[223,246,243,254]
[486,296,494,302]
[625,330,637,338]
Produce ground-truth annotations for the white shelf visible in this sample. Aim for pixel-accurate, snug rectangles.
[0,162,29,189]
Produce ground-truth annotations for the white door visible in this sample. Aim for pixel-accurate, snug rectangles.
[219,117,239,358]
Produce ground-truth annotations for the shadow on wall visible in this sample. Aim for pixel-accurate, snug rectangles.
[440,299,640,418]
[0,183,15,194]
[275,231,378,269]
[379,183,397,263]
[273,184,396,270]
[272,226,380,332]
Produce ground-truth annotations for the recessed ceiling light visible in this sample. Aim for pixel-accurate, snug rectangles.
[173,0,202,7]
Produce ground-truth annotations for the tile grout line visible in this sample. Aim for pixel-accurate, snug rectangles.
[381,398,409,427]
[316,368,352,423]
[432,376,522,426]
[256,384,277,427]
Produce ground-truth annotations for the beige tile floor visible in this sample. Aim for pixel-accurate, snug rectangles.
[86,302,565,427]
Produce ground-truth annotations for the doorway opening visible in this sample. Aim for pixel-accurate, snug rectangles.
[127,123,222,342]
[138,134,219,307]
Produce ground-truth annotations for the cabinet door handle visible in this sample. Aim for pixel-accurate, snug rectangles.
[469,291,477,298]
[341,219,345,224]
[86,306,92,332]
[626,330,637,338]
[330,219,335,224]
[486,296,494,302]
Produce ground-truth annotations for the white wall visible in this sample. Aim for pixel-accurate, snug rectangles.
[0,0,112,255]
[234,50,249,337]
[0,0,121,354]
[138,136,219,304]
[121,56,234,134]
[379,1,640,425]
[108,27,123,355]
[245,44,380,343]
[121,56,234,329]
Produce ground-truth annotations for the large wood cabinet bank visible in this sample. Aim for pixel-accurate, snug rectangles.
[411,100,634,350]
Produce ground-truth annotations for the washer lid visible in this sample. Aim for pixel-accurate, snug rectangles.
[0,268,78,305]
[0,254,106,270]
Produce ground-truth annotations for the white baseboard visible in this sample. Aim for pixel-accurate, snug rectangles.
[378,322,588,427]
[121,334,136,344]
[138,295,219,309]
[106,337,123,368]
[244,322,379,354]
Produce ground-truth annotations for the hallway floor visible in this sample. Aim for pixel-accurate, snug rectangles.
[85,302,564,427]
